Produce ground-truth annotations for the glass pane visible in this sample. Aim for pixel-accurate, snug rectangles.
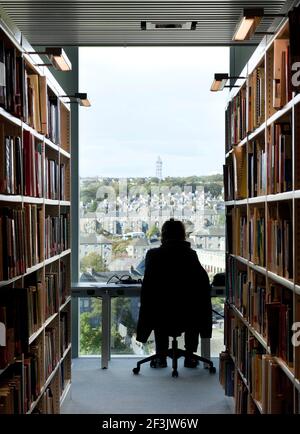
[210,297,225,357]
[79,297,102,356]
[111,296,155,356]
[79,46,228,357]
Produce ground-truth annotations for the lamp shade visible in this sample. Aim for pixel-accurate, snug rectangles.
[233,8,264,41]
[45,47,72,71]
[210,73,229,92]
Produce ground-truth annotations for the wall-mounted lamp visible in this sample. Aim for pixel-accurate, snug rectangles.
[60,92,91,107]
[232,8,286,41]
[210,73,245,92]
[27,47,72,71]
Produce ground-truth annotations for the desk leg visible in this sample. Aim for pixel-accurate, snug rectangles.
[201,338,210,369]
[101,292,111,369]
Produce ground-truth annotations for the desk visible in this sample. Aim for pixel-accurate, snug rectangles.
[72,283,225,369]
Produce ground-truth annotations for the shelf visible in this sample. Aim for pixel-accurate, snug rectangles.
[225,149,233,159]
[235,198,248,205]
[274,357,295,384]
[29,324,44,345]
[60,296,71,311]
[0,362,13,376]
[231,254,249,267]
[26,262,44,275]
[23,196,44,204]
[27,363,60,414]
[44,254,60,266]
[60,249,71,258]
[230,304,269,352]
[248,196,267,205]
[237,366,249,390]
[0,275,22,288]
[0,261,44,288]
[60,148,71,159]
[0,194,23,202]
[0,107,22,127]
[60,200,71,206]
[60,380,71,406]
[266,98,294,128]
[267,270,294,292]
[247,260,267,276]
[44,137,59,152]
[60,343,72,364]
[22,122,44,141]
[45,199,60,205]
[266,191,294,202]
[0,20,71,416]
[295,284,300,296]
[252,398,263,414]
[224,15,300,415]
[248,122,265,142]
[44,312,58,328]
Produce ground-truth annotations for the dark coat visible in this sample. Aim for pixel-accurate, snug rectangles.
[136,240,212,343]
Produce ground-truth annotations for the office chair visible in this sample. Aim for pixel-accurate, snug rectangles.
[132,329,216,378]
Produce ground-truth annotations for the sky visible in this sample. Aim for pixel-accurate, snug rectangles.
[79,46,229,178]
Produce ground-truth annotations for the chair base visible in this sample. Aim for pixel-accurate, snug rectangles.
[132,336,216,377]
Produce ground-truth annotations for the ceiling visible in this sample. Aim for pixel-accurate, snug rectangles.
[0,0,298,46]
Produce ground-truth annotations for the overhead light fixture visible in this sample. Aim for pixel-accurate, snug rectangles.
[27,47,72,71]
[45,47,72,71]
[141,21,197,30]
[210,73,245,92]
[232,8,286,41]
[60,93,91,107]
[210,74,229,92]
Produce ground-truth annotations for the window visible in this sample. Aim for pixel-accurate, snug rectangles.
[77,46,228,357]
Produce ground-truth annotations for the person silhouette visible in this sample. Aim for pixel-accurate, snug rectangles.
[136,218,212,368]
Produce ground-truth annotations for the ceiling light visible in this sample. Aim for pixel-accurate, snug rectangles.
[210,73,245,92]
[141,21,197,30]
[233,8,264,41]
[210,74,229,92]
[45,47,72,71]
[60,92,91,107]
[27,47,72,71]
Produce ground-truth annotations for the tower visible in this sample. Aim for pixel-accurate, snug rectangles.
[156,156,162,180]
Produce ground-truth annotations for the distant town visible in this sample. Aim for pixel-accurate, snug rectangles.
[79,161,225,282]
[78,160,225,355]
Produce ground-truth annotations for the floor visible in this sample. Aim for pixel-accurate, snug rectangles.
[61,357,233,414]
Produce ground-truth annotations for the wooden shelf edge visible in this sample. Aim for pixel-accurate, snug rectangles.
[29,324,44,345]
[230,304,269,351]
[274,357,295,384]
[60,249,71,258]
[0,194,22,202]
[60,343,72,364]
[60,380,71,406]
[0,108,22,126]
[60,296,71,311]
[27,363,60,414]
[44,312,58,327]
[60,148,71,159]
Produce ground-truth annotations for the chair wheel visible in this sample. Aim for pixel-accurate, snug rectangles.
[132,367,140,375]
[209,366,216,374]
[172,370,178,378]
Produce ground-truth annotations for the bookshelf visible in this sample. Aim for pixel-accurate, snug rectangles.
[0,21,71,414]
[221,7,300,414]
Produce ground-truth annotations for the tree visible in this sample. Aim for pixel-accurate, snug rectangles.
[112,239,130,257]
[80,298,102,355]
[146,224,160,239]
[80,252,108,273]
